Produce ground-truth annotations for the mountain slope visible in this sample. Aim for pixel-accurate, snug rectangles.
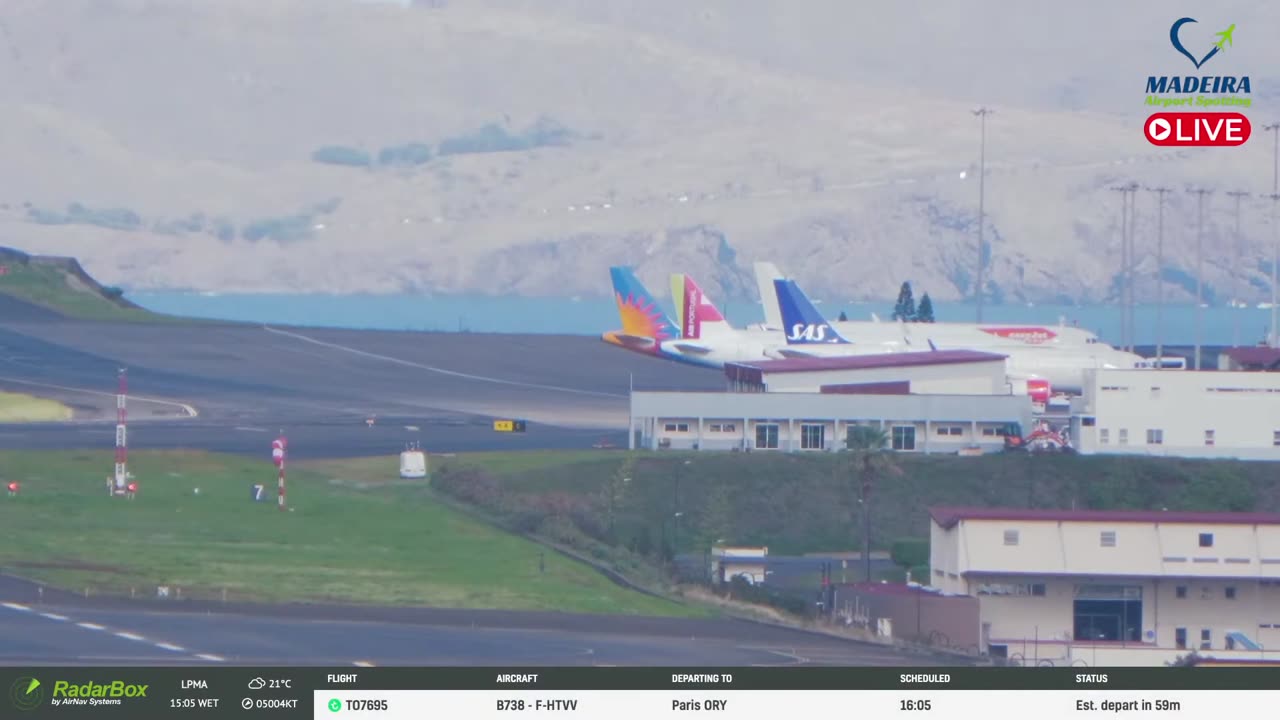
[0,0,1276,303]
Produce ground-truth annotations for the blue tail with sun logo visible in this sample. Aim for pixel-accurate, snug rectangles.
[607,267,679,345]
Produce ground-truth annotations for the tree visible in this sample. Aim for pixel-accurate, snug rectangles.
[890,538,929,582]
[838,310,849,321]
[916,293,936,323]
[699,481,735,553]
[845,425,899,582]
[892,282,917,322]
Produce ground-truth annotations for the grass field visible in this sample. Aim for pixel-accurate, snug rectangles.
[0,391,73,422]
[0,449,695,616]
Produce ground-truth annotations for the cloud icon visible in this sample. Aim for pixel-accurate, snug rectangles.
[248,677,266,690]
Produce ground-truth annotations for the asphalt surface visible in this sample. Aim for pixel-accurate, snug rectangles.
[0,577,952,667]
[0,301,723,456]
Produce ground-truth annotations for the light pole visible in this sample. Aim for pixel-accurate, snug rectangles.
[1187,188,1214,370]
[1226,190,1250,347]
[1125,181,1139,351]
[1265,122,1280,346]
[1110,184,1136,349]
[1146,187,1173,365]
[973,107,994,322]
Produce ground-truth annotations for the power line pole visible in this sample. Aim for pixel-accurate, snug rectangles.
[1226,190,1250,347]
[1187,188,1213,370]
[972,107,994,322]
[1109,184,1135,349]
[1146,186,1173,366]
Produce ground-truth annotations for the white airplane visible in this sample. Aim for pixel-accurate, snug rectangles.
[770,277,1148,394]
[752,261,1110,350]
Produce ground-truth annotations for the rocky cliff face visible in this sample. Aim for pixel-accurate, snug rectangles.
[0,0,1275,304]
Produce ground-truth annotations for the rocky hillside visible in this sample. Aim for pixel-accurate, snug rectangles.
[0,0,1276,304]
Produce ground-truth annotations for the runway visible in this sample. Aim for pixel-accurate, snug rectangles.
[0,577,955,667]
[0,311,723,455]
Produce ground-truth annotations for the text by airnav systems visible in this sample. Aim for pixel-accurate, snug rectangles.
[1144,17,1252,147]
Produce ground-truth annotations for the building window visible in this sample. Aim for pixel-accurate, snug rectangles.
[1199,533,1214,548]
[1003,529,1019,546]
[1100,531,1117,547]
[1082,417,1096,427]
[709,424,722,432]
[1150,386,1161,398]
[800,424,825,450]
[1146,429,1163,445]
[1274,430,1280,447]
[723,424,736,433]
[755,424,779,450]
[1118,429,1129,445]
[1205,430,1215,447]
[1175,628,1187,649]
[1175,585,1187,599]
[976,582,1044,596]
[936,426,963,437]
[665,423,689,432]
[891,425,916,451]
[1200,629,1212,650]
[1100,429,1110,445]
[1226,587,1237,600]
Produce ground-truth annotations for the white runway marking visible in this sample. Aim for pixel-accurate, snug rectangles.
[0,375,199,417]
[1,602,31,612]
[262,326,625,399]
[352,660,376,667]
[114,631,146,642]
[195,653,226,662]
[76,622,106,631]
[155,642,186,652]
[5,603,219,663]
[39,612,69,621]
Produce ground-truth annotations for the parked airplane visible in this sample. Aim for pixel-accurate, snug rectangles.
[774,278,1147,394]
[752,262,1110,350]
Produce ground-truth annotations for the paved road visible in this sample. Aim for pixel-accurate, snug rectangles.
[0,313,723,455]
[0,578,953,667]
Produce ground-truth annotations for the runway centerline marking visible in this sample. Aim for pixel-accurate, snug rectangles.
[39,612,70,621]
[2,603,221,663]
[195,653,226,662]
[262,326,626,399]
[114,631,147,642]
[2,601,32,612]
[76,622,106,631]
[155,642,186,652]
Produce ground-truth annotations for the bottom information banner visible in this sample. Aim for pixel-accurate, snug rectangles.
[314,690,1267,719]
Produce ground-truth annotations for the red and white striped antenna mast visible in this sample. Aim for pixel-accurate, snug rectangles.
[113,368,128,496]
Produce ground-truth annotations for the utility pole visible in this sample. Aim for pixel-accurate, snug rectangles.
[1226,190,1250,347]
[1187,188,1214,370]
[1265,122,1280,346]
[1109,184,1136,349]
[1125,181,1139,351]
[973,107,994,322]
[1146,187,1173,366]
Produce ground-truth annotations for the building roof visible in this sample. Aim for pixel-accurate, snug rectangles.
[928,506,1280,529]
[1222,347,1280,369]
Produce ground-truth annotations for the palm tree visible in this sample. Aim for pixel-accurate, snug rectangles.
[845,425,899,583]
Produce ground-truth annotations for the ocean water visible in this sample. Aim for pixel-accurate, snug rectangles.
[126,291,1278,348]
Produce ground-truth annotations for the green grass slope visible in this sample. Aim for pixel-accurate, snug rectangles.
[435,450,1280,558]
[0,449,692,616]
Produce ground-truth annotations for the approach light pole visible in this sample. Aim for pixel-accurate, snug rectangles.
[1146,187,1173,365]
[1187,188,1214,370]
[973,107,994,322]
[1226,190,1250,347]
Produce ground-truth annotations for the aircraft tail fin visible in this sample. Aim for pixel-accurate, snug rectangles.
[774,278,850,345]
[753,261,785,330]
[672,273,735,339]
[609,267,679,341]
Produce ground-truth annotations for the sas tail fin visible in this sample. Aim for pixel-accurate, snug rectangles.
[774,278,850,345]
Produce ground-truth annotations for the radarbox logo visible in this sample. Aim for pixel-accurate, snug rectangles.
[9,677,44,712]
[1145,18,1250,109]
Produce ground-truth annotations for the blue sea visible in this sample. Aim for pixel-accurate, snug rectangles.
[126,291,1278,348]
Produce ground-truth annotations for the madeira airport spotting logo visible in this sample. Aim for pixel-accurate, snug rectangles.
[1144,17,1251,147]
[9,677,45,712]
